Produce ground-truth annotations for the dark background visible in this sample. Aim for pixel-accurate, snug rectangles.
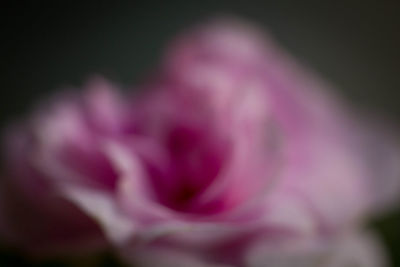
[1,1,399,266]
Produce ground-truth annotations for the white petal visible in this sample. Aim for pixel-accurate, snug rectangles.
[62,185,135,245]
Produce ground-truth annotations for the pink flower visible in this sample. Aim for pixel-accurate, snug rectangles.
[1,18,399,266]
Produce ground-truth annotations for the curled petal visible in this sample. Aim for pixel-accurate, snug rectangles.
[61,184,135,245]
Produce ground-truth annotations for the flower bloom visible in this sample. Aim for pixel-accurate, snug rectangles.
[1,18,399,266]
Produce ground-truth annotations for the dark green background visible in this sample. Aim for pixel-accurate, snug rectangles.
[1,1,399,266]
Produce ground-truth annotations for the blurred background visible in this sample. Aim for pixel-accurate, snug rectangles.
[1,1,399,266]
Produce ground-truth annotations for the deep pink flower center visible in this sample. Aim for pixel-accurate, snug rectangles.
[146,124,230,214]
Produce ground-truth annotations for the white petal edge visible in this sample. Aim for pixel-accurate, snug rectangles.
[61,184,135,245]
